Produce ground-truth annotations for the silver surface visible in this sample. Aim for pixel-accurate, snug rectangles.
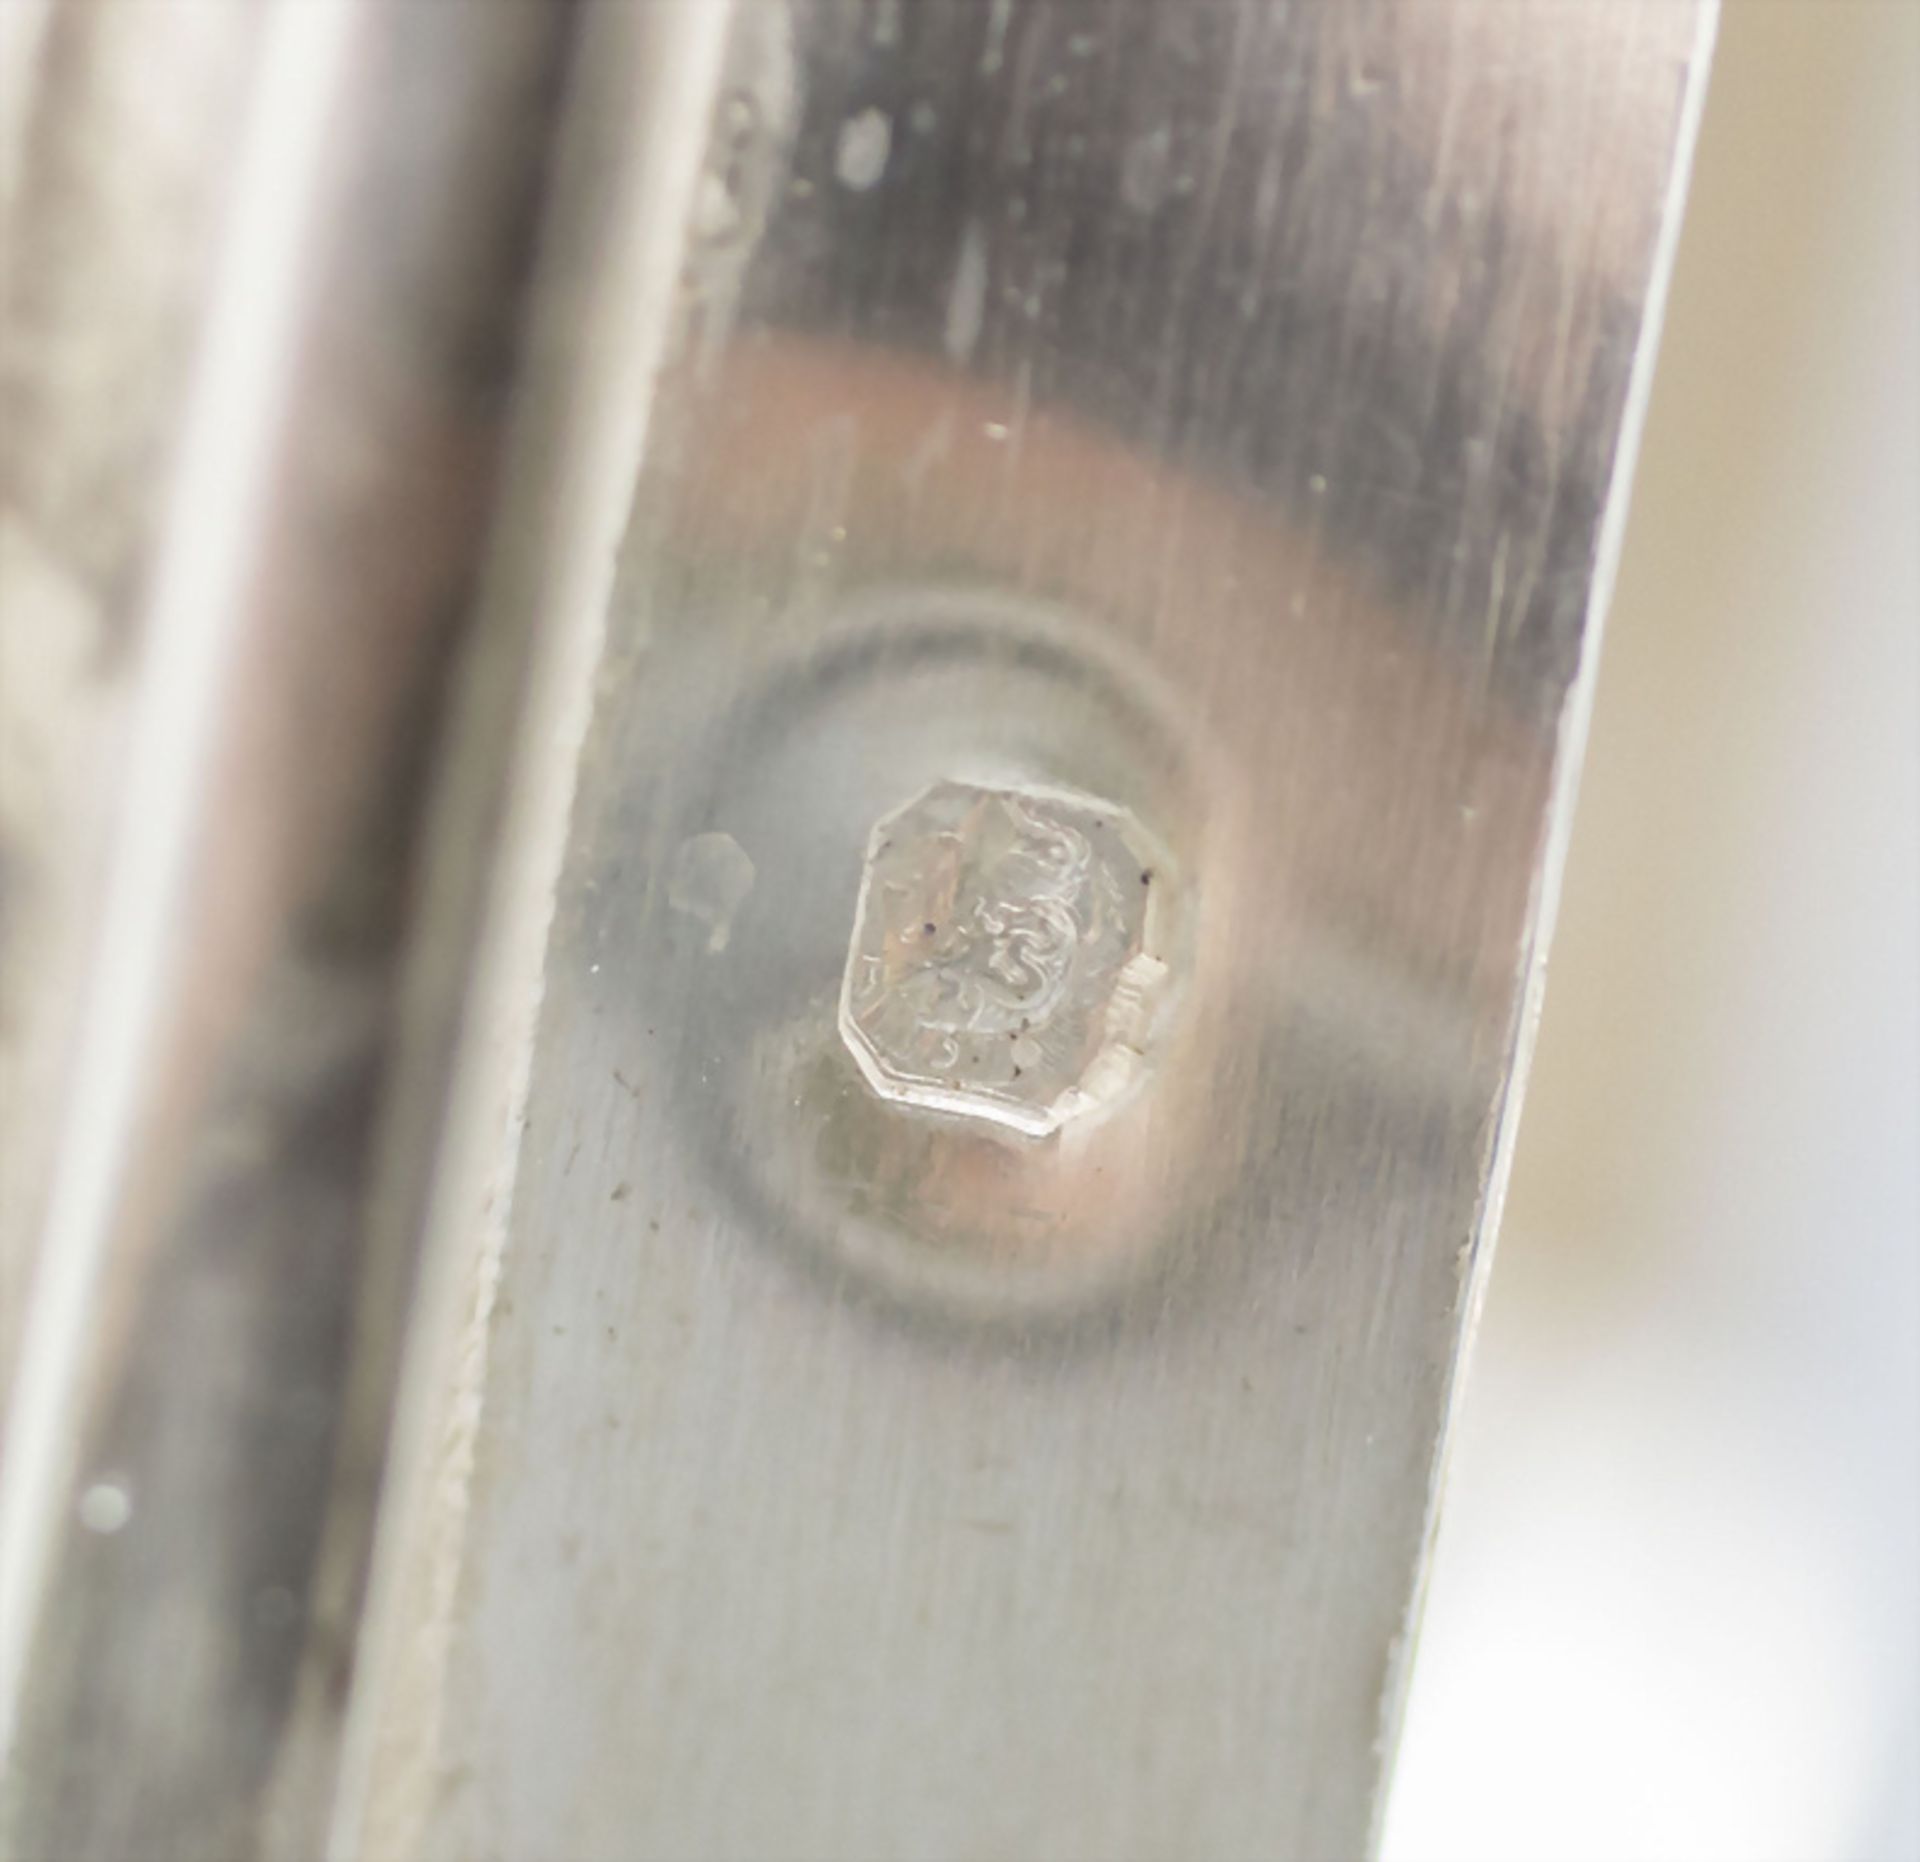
[339,2,1717,1857]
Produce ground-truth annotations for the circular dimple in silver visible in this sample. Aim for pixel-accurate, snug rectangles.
[610,582,1216,1327]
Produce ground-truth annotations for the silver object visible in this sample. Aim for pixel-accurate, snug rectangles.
[0,2,1717,1856]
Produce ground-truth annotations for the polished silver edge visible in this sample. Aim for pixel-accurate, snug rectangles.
[323,4,739,1854]
[1369,2,1724,1845]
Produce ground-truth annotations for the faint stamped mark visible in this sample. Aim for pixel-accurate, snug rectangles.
[840,781,1176,1136]
[669,831,755,953]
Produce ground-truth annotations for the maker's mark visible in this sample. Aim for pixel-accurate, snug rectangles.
[839,781,1176,1136]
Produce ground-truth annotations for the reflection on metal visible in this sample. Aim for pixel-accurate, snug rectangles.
[0,0,1716,1856]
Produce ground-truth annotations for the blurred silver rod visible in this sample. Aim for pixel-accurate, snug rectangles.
[0,0,366,1764]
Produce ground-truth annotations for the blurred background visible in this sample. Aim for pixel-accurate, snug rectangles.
[1384,4,1919,1858]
